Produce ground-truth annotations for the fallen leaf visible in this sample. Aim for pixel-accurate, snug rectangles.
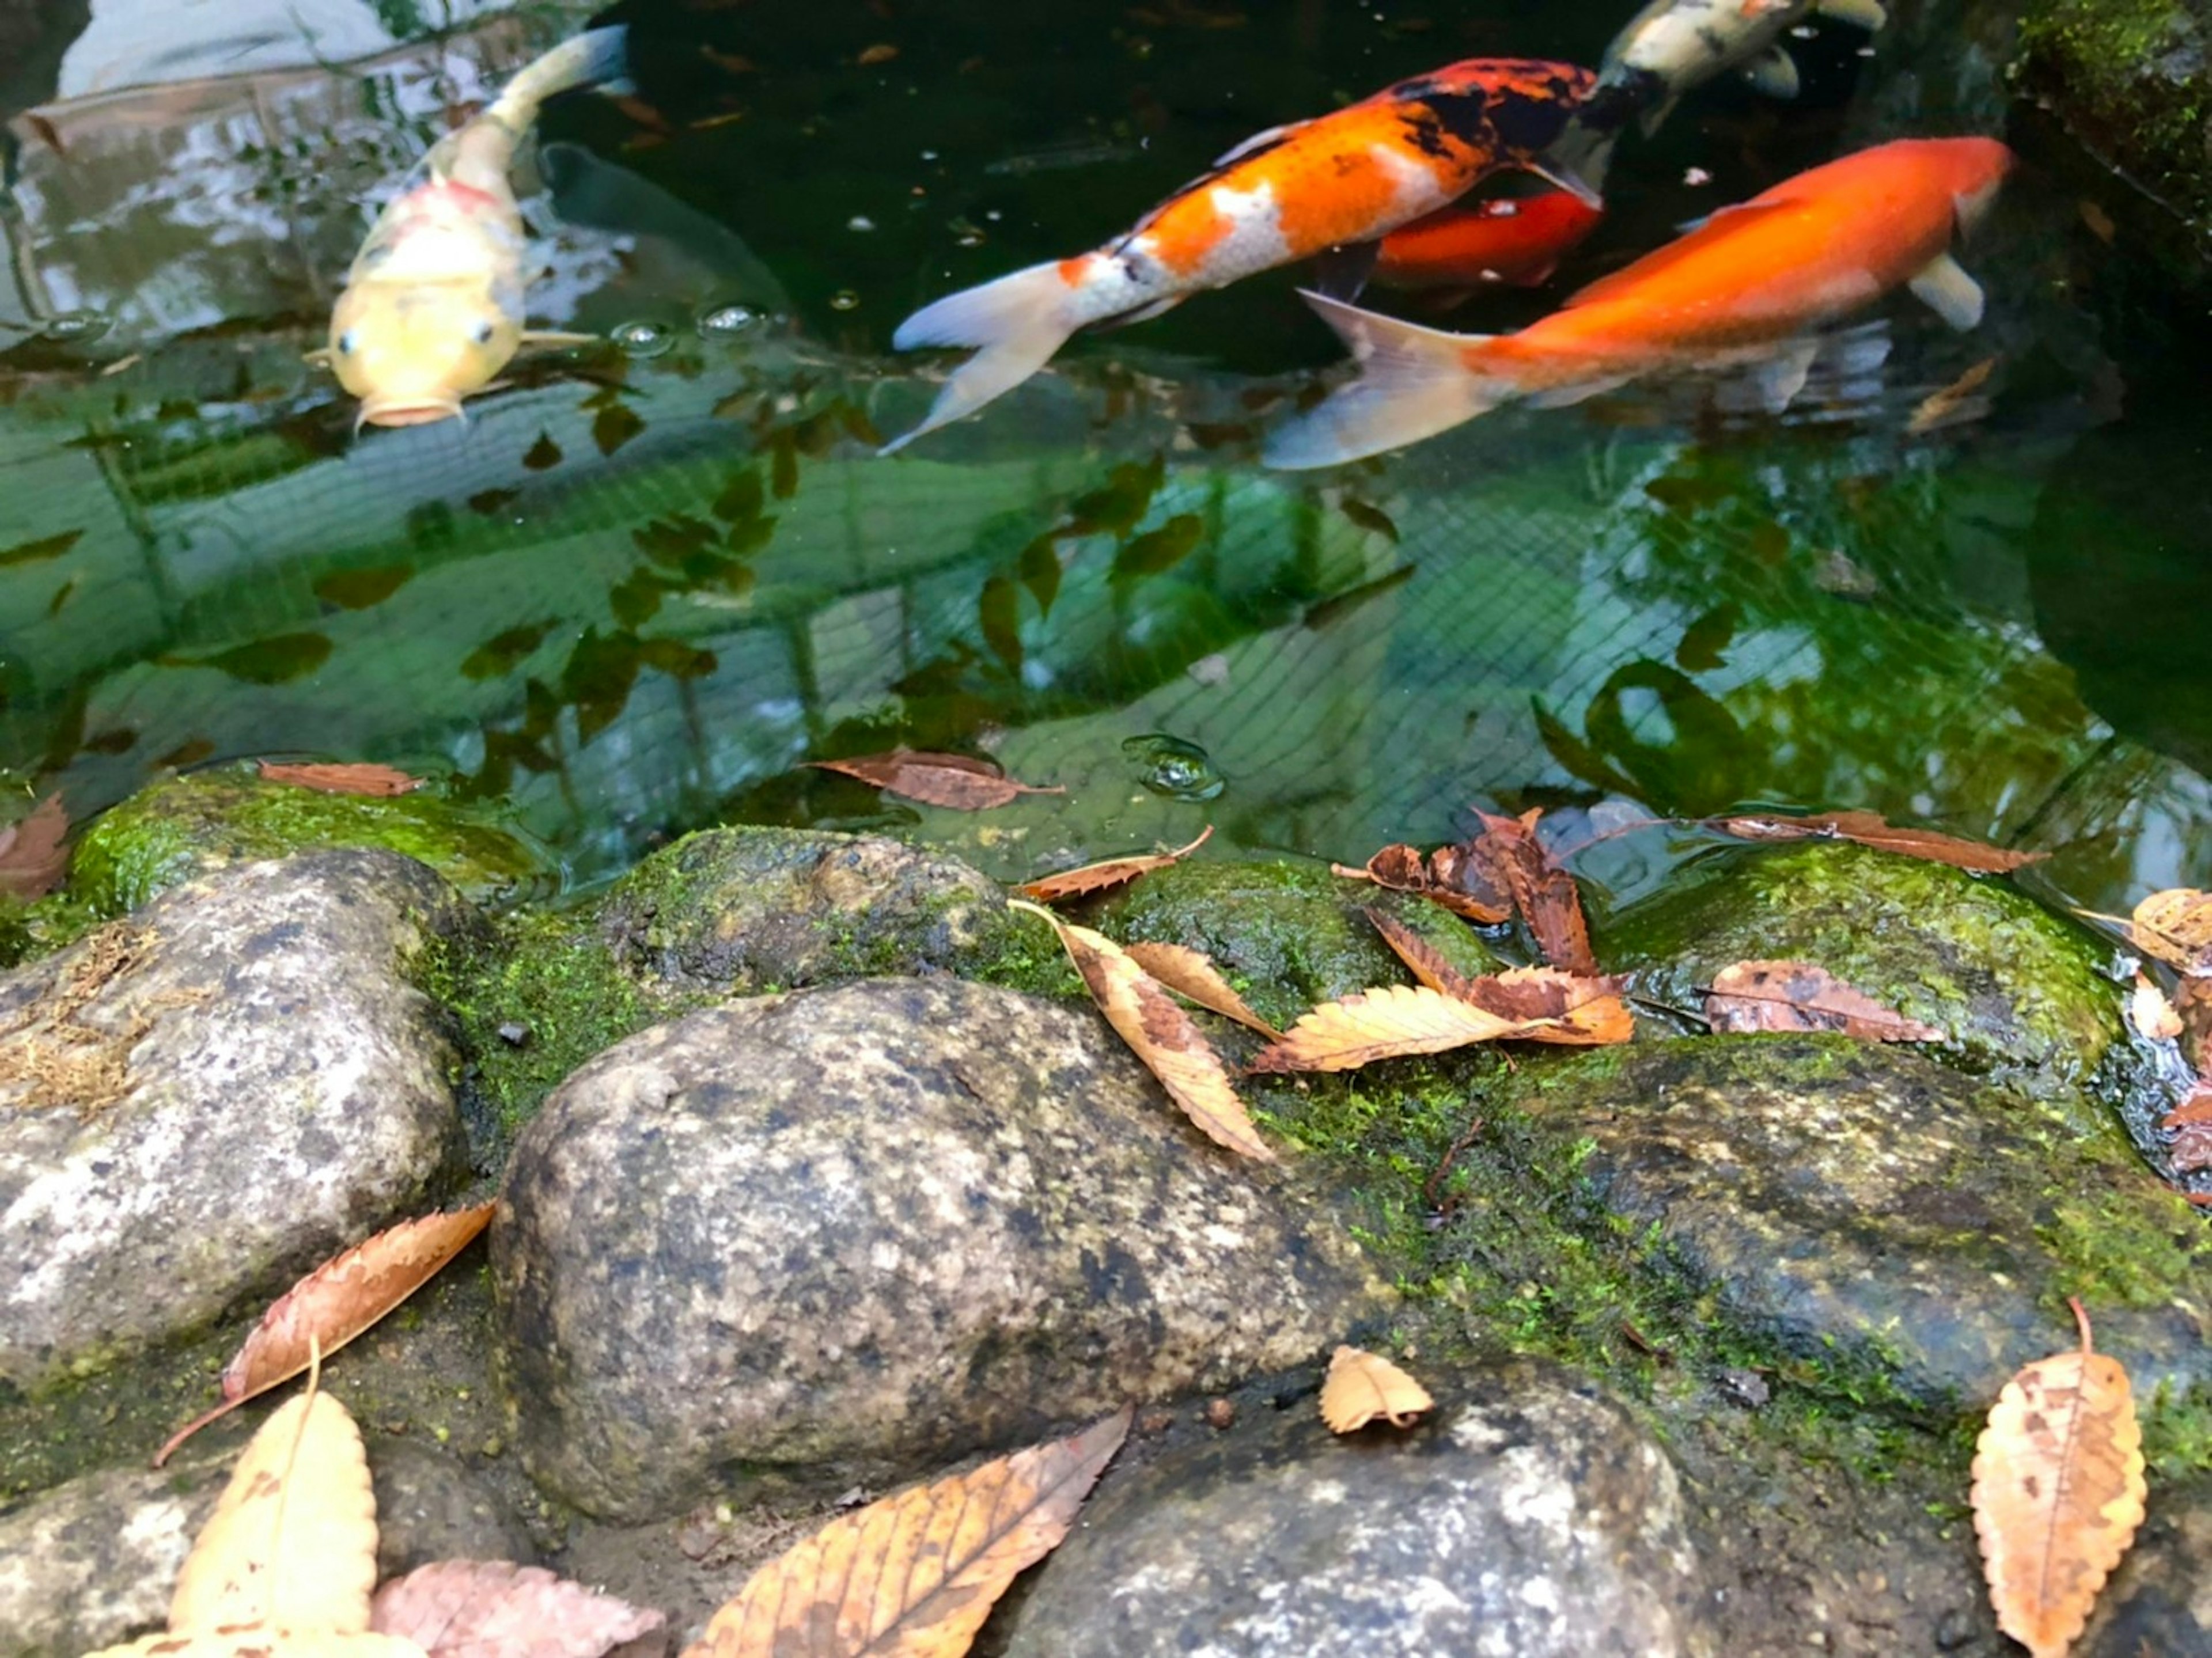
[1971,1298,2147,1658]
[2162,1084,2212,1175]
[1320,1345,1434,1433]
[809,750,1064,811]
[1705,961,1943,1042]
[1248,984,1549,1073]
[257,761,427,798]
[683,1408,1130,1658]
[2128,973,2183,1042]
[1457,966,1635,1046]
[156,1205,495,1465]
[1475,810,1598,974]
[372,1560,664,1658]
[2174,978,2212,1074]
[2127,889,2212,976]
[1122,940,1282,1038]
[0,792,69,900]
[1906,356,1999,436]
[857,41,900,65]
[1017,903,1272,1160]
[1016,825,1212,902]
[1363,908,1478,998]
[1333,840,1510,924]
[1710,810,2045,874]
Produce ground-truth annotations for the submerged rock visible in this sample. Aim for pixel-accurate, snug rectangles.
[494,977,1389,1523]
[0,850,468,1388]
[1002,1360,1716,1657]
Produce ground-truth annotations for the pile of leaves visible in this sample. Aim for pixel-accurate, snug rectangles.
[2099,887,2212,1198]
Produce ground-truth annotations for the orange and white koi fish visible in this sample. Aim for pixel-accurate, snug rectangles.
[1370,188,1605,302]
[882,58,1598,453]
[319,26,627,427]
[1263,136,2012,470]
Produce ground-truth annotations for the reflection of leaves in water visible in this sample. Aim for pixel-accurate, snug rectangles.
[710,465,778,555]
[461,620,558,681]
[406,500,456,551]
[468,488,521,517]
[171,633,334,685]
[1302,563,1413,630]
[82,727,135,754]
[1675,601,1741,673]
[1067,454,1164,538]
[157,737,216,769]
[522,432,563,471]
[560,628,720,744]
[1340,496,1400,543]
[0,529,82,567]
[314,564,415,610]
[634,514,718,567]
[592,399,646,457]
[610,568,665,628]
[1018,536,1062,615]
[1110,514,1205,585]
[1540,659,1747,817]
[47,579,75,616]
[980,574,1022,671]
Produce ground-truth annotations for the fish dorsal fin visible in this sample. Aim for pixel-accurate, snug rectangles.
[1817,0,1888,29]
[1210,120,1301,170]
[1561,199,1798,309]
[1907,251,1986,330]
[1117,116,1312,244]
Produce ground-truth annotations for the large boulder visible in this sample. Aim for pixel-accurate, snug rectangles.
[0,850,468,1388]
[494,977,1391,1522]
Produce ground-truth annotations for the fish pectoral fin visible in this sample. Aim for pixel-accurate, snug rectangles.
[1310,240,1382,303]
[518,329,601,348]
[1817,0,1888,30]
[1740,47,1802,101]
[1088,295,1183,331]
[1521,374,1631,411]
[1744,338,1821,413]
[1908,252,1986,331]
[1522,156,1607,211]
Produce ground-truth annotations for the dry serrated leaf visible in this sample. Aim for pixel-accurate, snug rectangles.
[371,1560,664,1658]
[1122,940,1281,1038]
[86,1633,429,1658]
[1461,966,1634,1046]
[1334,840,1512,924]
[1906,355,1998,436]
[0,791,69,900]
[1971,1299,2147,1658]
[157,1205,495,1464]
[1016,825,1212,902]
[1363,908,1479,998]
[2127,889,2212,976]
[683,1409,1130,1658]
[2162,1083,2212,1174]
[1705,961,1943,1042]
[1248,983,1547,1073]
[256,761,427,797]
[809,750,1063,810]
[1319,1345,1434,1433]
[1474,810,1597,974]
[2128,973,2183,1041]
[1710,809,2045,874]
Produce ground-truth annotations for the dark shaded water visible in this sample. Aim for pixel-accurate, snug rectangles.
[2,0,2207,916]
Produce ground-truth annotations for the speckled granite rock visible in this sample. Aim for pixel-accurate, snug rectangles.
[0,850,468,1388]
[1002,1360,1717,1657]
[494,977,1391,1522]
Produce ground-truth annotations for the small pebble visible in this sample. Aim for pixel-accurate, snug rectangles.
[1205,1398,1236,1429]
[497,1022,531,1047]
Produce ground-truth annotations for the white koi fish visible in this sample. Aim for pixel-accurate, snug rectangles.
[1596,0,1888,135]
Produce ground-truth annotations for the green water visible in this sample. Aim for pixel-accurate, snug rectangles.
[2,0,2207,917]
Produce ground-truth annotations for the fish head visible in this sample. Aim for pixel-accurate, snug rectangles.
[328,279,522,426]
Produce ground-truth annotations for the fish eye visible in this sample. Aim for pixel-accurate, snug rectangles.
[471,320,497,346]
[336,330,357,355]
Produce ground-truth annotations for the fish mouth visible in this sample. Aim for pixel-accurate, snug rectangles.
[357,397,466,428]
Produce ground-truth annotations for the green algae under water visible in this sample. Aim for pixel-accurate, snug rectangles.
[2,0,2210,923]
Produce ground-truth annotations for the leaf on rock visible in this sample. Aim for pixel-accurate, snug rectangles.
[157,1205,495,1465]
[1334,840,1510,924]
[1016,825,1212,902]
[257,761,427,798]
[372,1560,664,1658]
[2162,1084,2212,1175]
[1710,809,2046,874]
[1249,984,1548,1073]
[0,792,69,900]
[1122,941,1282,1038]
[2127,889,2212,976]
[1971,1298,2147,1658]
[2127,973,2184,1042]
[86,1632,430,1657]
[1705,961,1942,1042]
[683,1408,1130,1658]
[1459,967,1634,1046]
[1363,908,1478,999]
[1319,1345,1434,1433]
[809,750,1064,811]
[1474,810,1598,974]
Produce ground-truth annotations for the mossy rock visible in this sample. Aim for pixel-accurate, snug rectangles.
[1600,841,2129,1121]
[71,769,544,915]
[1089,859,1503,1029]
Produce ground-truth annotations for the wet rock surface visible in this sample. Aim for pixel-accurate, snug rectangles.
[1001,1360,1716,1657]
[2080,1470,2212,1655]
[0,850,468,1388]
[494,976,1391,1523]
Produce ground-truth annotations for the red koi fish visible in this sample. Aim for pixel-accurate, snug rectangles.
[882,58,1599,453]
[1264,136,2012,469]
[1370,188,1605,301]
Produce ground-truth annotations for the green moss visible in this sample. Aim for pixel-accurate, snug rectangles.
[2017,0,2211,225]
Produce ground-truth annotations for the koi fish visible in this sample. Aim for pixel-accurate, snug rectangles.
[1591,0,1888,137]
[319,27,627,427]
[882,58,1598,453]
[1263,136,2012,471]
[1369,188,1605,302]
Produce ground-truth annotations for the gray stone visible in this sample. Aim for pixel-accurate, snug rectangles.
[0,851,468,1387]
[494,977,1390,1522]
[368,1433,537,1577]
[2080,1473,2212,1656]
[1002,1361,1717,1657]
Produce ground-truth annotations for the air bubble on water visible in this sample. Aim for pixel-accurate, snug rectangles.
[848,215,876,232]
[42,311,111,344]
[1122,733,1225,802]
[698,304,762,339]
[829,290,861,311]
[949,216,986,246]
[611,320,676,358]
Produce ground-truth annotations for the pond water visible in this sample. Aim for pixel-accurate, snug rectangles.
[3,0,2208,921]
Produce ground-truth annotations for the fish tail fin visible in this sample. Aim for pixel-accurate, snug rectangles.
[489,26,630,126]
[1262,291,1517,471]
[881,260,1090,453]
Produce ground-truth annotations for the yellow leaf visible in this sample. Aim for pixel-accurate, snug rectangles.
[683,1409,1130,1657]
[2130,889,2212,976]
[1971,1299,2147,1658]
[1319,1345,1434,1433]
[1014,825,1213,902]
[1122,941,1282,1038]
[1248,984,1545,1073]
[84,1632,428,1658]
[2127,973,2183,1042]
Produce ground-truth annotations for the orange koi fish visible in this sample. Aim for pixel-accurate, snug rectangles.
[882,58,1598,453]
[319,27,627,427]
[1264,136,2012,470]
[1370,188,1605,301]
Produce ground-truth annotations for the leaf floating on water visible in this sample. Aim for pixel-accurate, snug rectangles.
[1705,961,1942,1042]
[1971,1298,2147,1658]
[809,750,1065,811]
[256,761,426,798]
[0,792,69,901]
[171,632,335,686]
[1320,1345,1434,1433]
[2126,889,2212,976]
[2127,973,2184,1042]
[683,1408,1130,1658]
[1709,810,2046,874]
[156,1205,495,1465]
[1122,940,1282,1038]
[371,1560,664,1658]
[1334,840,1510,924]
[1249,984,1547,1073]
[1338,495,1400,542]
[1906,355,1999,437]
[1016,825,1213,902]
[0,528,84,567]
[1475,810,1598,974]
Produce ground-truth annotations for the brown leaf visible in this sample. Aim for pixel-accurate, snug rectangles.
[2162,1083,2212,1175]
[256,761,427,798]
[372,1560,664,1658]
[683,1408,1130,1658]
[1121,941,1282,1038]
[1906,355,1999,436]
[1971,1298,2147,1658]
[1456,966,1634,1046]
[2175,978,2212,1074]
[1020,905,1272,1160]
[2127,973,2183,1042]
[1474,810,1597,974]
[1334,840,1511,924]
[1705,961,1943,1042]
[1319,1345,1434,1433]
[156,1205,495,1465]
[1016,825,1212,902]
[1249,984,1548,1073]
[2128,888,2212,976]
[809,750,1063,811]
[1710,809,2046,874]
[0,792,69,900]
[1364,908,1478,998]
